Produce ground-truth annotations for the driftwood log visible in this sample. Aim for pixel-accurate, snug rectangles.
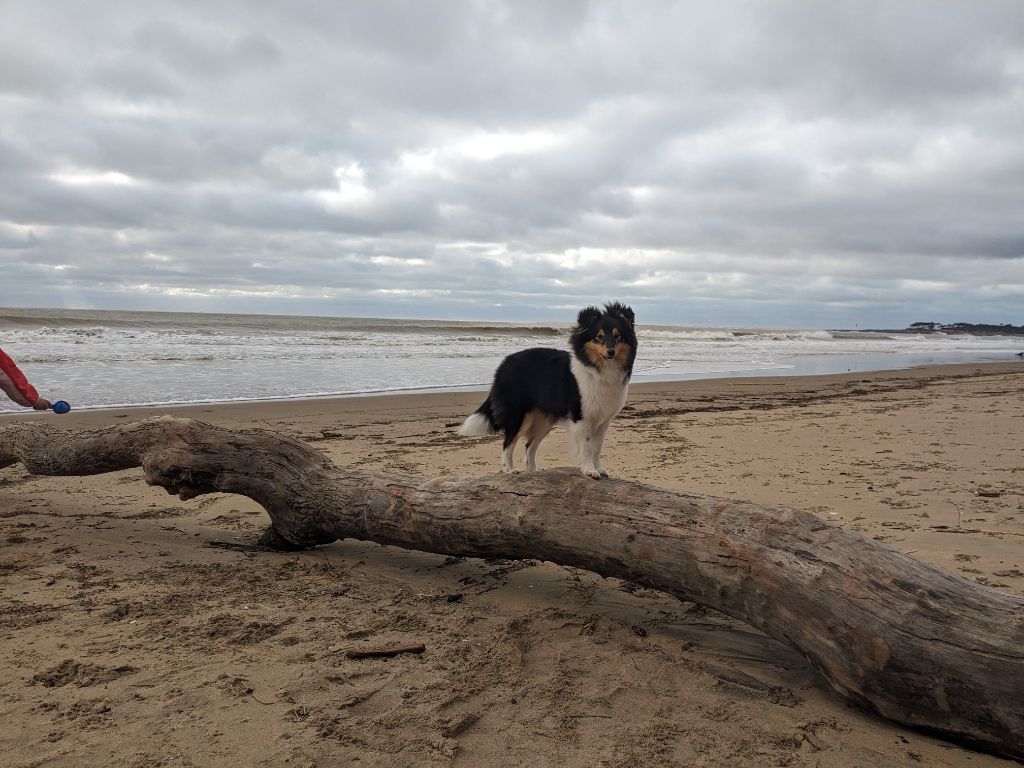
[1,416,1022,760]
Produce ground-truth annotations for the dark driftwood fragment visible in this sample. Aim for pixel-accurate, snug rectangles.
[346,643,427,659]
[2,416,1023,760]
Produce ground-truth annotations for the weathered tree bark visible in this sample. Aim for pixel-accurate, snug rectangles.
[2,416,1022,760]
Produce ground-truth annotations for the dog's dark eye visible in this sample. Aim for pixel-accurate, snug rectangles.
[596,333,605,341]
[613,329,620,339]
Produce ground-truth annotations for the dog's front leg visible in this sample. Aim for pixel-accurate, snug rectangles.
[569,422,604,479]
[591,419,614,478]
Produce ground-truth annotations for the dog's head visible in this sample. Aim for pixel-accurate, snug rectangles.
[570,302,637,376]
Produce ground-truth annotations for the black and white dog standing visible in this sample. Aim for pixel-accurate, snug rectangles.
[458,302,637,478]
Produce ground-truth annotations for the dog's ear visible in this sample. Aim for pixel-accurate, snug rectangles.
[575,306,602,329]
[605,302,635,329]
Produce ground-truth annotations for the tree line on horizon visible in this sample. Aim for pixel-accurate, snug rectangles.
[906,321,1024,334]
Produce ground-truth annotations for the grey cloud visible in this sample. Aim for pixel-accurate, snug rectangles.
[0,44,67,98]
[1,0,1022,327]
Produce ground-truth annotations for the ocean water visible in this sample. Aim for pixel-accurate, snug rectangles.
[1,308,1021,412]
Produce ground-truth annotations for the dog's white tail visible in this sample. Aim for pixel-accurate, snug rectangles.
[458,412,495,436]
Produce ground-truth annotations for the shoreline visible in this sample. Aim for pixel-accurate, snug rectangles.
[2,359,1023,766]
[4,305,1022,415]
[2,358,1021,421]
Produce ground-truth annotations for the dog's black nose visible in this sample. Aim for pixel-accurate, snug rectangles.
[605,349,616,359]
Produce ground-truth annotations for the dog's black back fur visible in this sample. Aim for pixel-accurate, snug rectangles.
[481,348,582,448]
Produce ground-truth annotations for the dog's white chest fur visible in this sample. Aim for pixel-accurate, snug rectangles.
[570,356,629,423]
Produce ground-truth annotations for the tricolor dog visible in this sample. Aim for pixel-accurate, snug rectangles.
[458,302,637,478]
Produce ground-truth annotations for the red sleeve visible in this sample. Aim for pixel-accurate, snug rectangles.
[0,348,40,407]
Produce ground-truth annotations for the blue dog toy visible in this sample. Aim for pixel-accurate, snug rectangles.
[51,400,71,414]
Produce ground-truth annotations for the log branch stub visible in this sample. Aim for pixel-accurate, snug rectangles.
[2,416,1023,760]
[345,643,427,659]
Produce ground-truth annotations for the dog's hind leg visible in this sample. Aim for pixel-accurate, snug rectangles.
[523,413,554,472]
[501,433,519,474]
[501,413,528,474]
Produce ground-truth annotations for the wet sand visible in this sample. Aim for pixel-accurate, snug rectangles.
[1,362,1023,767]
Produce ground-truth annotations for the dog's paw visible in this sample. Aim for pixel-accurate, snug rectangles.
[597,468,610,478]
[582,468,603,479]
[502,467,520,475]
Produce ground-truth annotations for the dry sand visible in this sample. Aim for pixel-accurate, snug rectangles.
[2,362,1023,767]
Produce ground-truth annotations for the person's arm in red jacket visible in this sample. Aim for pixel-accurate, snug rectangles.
[0,348,51,409]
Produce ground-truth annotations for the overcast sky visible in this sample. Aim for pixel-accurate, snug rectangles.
[1,1,1022,328]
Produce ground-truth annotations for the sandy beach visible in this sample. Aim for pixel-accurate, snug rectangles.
[2,361,1023,767]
